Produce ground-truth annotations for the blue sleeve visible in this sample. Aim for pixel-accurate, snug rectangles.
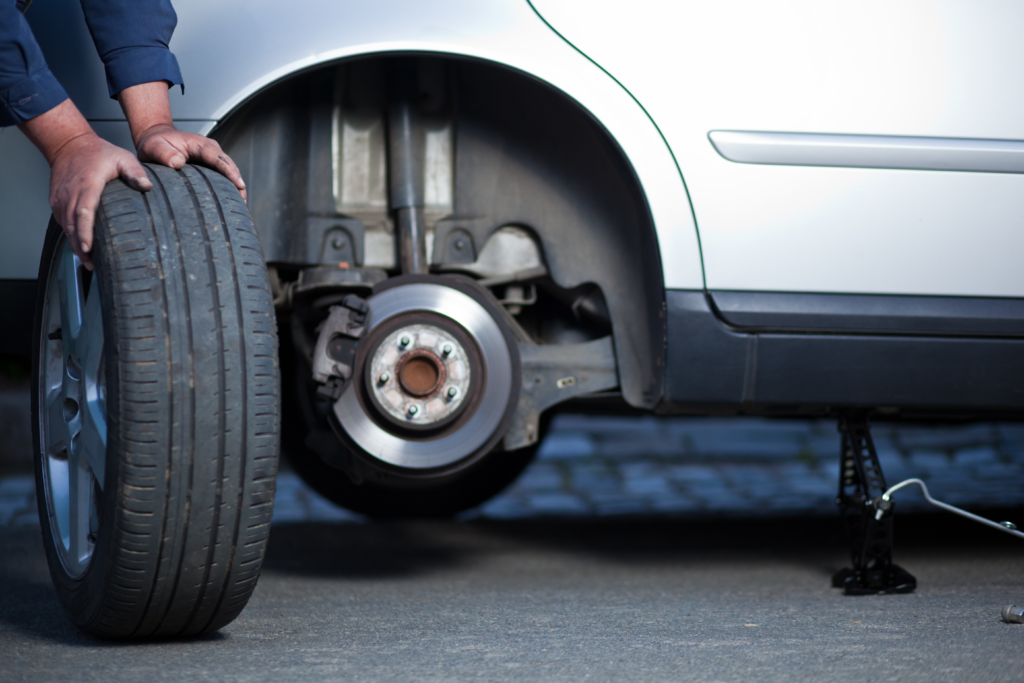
[79,0,184,98]
[0,0,69,126]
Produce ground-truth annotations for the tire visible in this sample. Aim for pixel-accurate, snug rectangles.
[31,164,280,639]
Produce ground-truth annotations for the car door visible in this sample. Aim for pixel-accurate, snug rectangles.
[531,0,1024,298]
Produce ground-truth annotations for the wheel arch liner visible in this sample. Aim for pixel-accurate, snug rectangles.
[211,54,670,409]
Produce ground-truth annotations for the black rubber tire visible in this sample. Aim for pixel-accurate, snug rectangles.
[31,164,280,639]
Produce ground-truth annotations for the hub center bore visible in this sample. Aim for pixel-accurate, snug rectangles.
[397,351,445,397]
[364,321,474,427]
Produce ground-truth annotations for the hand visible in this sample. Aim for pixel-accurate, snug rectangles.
[19,99,153,271]
[119,81,247,200]
[49,134,154,270]
[134,124,246,200]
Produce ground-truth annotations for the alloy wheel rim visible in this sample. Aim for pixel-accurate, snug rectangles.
[38,238,107,579]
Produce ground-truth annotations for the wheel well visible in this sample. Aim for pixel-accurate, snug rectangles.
[211,54,666,409]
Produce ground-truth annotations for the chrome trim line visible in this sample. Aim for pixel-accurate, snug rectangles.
[708,130,1024,174]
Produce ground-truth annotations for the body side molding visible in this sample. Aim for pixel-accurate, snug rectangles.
[710,291,1024,338]
[709,131,1024,174]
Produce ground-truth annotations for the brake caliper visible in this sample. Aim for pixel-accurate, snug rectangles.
[311,294,369,401]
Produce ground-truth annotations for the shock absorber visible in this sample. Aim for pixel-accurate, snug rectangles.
[387,59,428,274]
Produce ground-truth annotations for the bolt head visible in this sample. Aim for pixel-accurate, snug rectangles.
[446,386,459,400]
[407,405,420,418]
[442,344,453,357]
[399,336,411,348]
[378,372,390,384]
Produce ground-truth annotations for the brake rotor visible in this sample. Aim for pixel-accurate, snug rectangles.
[330,276,521,474]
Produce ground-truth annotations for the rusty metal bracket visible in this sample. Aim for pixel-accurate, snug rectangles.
[503,336,618,451]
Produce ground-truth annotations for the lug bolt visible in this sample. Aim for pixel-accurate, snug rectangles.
[442,344,453,357]
[399,335,411,348]
[378,372,390,384]
[407,405,420,418]
[446,386,459,401]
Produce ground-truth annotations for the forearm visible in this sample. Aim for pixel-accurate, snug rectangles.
[117,80,174,148]
[17,99,95,165]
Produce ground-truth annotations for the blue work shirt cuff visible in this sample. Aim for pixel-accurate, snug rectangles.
[0,65,69,127]
[104,46,184,98]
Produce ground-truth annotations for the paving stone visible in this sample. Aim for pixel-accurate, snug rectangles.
[535,432,595,460]
[974,463,1024,481]
[595,438,684,459]
[698,492,757,510]
[650,496,703,513]
[590,494,653,516]
[4,416,1024,527]
[716,466,778,487]
[908,451,954,471]
[664,465,721,483]
[622,476,673,496]
[895,424,999,451]
[681,480,733,497]
[955,446,999,465]
[568,467,620,494]
[476,498,534,519]
[526,492,589,515]
[509,464,563,491]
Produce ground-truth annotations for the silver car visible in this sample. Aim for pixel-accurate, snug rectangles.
[2,0,1021,638]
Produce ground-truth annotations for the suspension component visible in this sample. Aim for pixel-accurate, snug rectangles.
[831,414,917,596]
[387,60,428,275]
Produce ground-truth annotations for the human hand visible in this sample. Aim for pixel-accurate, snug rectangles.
[134,124,246,200]
[119,82,247,201]
[48,134,153,270]
[19,98,152,271]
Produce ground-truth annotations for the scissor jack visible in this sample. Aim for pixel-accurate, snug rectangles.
[832,415,917,595]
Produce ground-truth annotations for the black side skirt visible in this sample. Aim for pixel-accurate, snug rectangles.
[661,290,1024,417]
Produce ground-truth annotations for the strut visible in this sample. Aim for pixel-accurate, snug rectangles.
[387,59,428,275]
[832,414,916,595]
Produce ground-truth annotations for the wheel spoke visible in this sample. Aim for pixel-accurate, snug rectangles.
[78,408,106,490]
[79,283,106,487]
[67,443,92,574]
[57,243,84,351]
[45,387,71,457]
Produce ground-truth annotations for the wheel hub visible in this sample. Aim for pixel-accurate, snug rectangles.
[367,323,471,426]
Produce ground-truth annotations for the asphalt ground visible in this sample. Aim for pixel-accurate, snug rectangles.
[2,510,1024,682]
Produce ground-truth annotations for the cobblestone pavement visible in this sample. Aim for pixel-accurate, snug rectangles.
[4,415,1023,528]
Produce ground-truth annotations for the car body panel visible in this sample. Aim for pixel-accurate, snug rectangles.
[7,0,705,289]
[531,0,1024,298]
